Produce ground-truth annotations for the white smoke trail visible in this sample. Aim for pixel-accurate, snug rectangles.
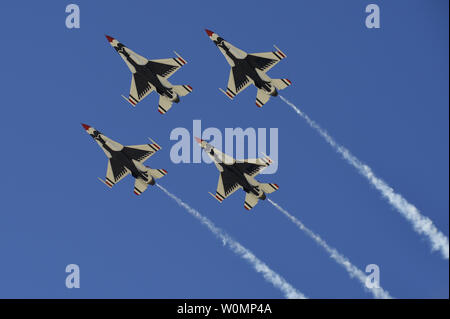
[268,198,392,299]
[280,95,449,260]
[156,184,307,299]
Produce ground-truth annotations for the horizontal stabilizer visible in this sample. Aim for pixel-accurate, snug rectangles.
[244,192,259,211]
[255,89,271,108]
[148,168,168,179]
[134,178,149,196]
[260,183,279,194]
[272,78,292,91]
[158,96,173,114]
[172,85,193,97]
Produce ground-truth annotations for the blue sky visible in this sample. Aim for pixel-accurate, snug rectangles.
[0,0,447,298]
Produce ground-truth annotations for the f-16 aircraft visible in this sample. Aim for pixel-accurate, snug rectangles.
[105,35,192,114]
[82,124,167,195]
[195,137,279,210]
[205,29,291,107]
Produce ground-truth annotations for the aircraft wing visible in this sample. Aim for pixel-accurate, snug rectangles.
[102,157,131,188]
[222,67,252,100]
[123,73,155,106]
[211,171,242,203]
[122,139,162,163]
[234,155,274,177]
[247,47,287,73]
[146,53,187,79]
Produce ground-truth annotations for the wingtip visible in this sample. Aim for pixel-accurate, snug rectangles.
[205,29,214,37]
[81,123,90,130]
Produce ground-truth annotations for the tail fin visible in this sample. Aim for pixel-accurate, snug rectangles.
[244,192,259,211]
[272,79,292,91]
[172,85,193,97]
[256,89,271,107]
[148,168,168,179]
[260,183,279,194]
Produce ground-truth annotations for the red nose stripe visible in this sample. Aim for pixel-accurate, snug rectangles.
[195,137,203,144]
[205,29,214,37]
[81,123,90,130]
[105,35,114,42]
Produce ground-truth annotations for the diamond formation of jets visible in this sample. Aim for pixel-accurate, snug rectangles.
[105,35,193,114]
[82,124,167,195]
[205,29,291,107]
[195,137,279,210]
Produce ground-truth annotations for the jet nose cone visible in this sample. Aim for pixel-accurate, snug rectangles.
[205,29,214,37]
[81,123,91,130]
[195,137,203,144]
[105,35,114,43]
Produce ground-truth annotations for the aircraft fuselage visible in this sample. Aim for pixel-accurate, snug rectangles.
[94,133,148,181]
[219,162,261,197]
[115,44,177,101]
[219,43,273,93]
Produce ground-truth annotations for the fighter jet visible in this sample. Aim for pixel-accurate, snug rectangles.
[196,137,279,210]
[82,124,167,195]
[205,29,291,107]
[105,35,193,114]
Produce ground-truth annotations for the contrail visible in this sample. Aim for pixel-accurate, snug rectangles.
[279,95,449,260]
[156,184,307,299]
[268,198,392,299]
